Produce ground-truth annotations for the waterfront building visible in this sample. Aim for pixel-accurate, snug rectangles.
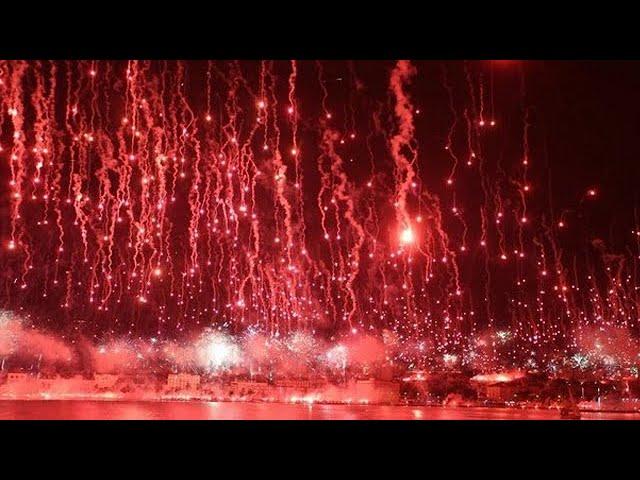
[471,372,544,402]
[229,380,270,398]
[94,373,119,390]
[401,370,431,403]
[167,373,201,390]
[354,379,400,404]
[482,382,519,402]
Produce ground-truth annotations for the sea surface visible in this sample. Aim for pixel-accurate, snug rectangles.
[1,400,639,420]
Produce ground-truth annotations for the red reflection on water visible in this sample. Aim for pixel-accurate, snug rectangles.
[1,401,639,420]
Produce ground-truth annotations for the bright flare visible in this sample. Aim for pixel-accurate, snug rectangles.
[400,227,415,245]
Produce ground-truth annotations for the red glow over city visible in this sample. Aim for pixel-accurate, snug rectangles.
[1,59,640,420]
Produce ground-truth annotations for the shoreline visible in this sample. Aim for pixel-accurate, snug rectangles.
[1,395,639,415]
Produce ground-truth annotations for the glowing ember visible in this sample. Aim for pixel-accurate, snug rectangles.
[399,227,416,245]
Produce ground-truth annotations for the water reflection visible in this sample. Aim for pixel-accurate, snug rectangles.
[0,400,638,420]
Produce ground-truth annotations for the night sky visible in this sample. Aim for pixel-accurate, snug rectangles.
[0,60,639,370]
